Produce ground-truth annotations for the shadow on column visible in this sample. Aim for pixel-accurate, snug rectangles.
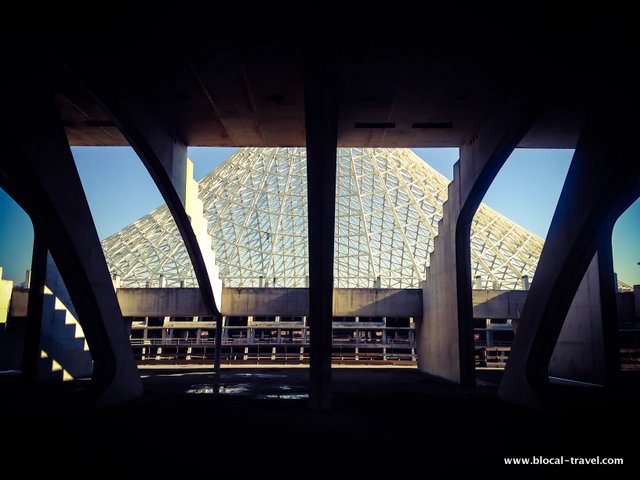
[0,57,142,405]
[499,99,640,409]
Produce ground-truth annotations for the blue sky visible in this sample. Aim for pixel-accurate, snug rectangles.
[0,147,638,286]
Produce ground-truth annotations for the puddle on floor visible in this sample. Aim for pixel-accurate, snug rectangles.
[186,380,307,399]
[186,383,250,395]
[236,373,287,379]
[259,393,309,400]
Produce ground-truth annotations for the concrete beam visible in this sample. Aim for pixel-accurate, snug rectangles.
[471,290,528,320]
[118,288,209,317]
[0,59,142,404]
[116,287,423,318]
[60,62,221,315]
[305,36,338,411]
[19,283,632,331]
[499,97,640,408]
[418,81,550,385]
[223,288,308,317]
[333,288,422,318]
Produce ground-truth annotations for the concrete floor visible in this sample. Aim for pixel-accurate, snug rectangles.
[1,368,639,474]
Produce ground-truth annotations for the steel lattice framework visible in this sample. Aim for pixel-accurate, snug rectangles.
[102,147,544,289]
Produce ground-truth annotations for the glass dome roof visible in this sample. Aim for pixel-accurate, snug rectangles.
[103,147,543,289]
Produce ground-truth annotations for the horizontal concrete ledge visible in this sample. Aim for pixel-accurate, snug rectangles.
[116,287,424,318]
[10,287,531,319]
[471,290,528,320]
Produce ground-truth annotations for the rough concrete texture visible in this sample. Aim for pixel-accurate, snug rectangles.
[1,68,142,405]
[24,285,613,321]
[420,83,547,385]
[333,288,422,317]
[472,290,528,320]
[37,255,92,380]
[549,255,605,384]
[224,288,308,317]
[118,287,424,318]
[499,104,640,408]
[418,164,463,382]
[118,288,208,317]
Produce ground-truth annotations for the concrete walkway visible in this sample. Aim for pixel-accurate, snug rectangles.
[1,368,638,474]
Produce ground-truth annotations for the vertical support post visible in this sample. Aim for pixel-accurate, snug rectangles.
[499,99,640,407]
[22,233,47,382]
[214,314,223,374]
[597,239,621,385]
[305,35,338,411]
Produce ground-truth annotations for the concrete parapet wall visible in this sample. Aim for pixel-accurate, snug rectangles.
[118,288,209,317]
[118,287,424,318]
[472,290,528,319]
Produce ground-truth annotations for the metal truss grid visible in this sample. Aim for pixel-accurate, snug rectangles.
[102,147,543,289]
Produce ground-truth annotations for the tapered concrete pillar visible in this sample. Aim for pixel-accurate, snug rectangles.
[549,247,619,385]
[1,59,142,404]
[62,62,221,316]
[21,234,47,382]
[304,37,338,411]
[499,101,640,408]
[418,82,549,385]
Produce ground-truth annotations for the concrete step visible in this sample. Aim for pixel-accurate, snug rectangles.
[38,290,92,380]
[37,351,71,382]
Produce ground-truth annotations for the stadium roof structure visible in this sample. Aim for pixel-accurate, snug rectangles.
[102,148,544,290]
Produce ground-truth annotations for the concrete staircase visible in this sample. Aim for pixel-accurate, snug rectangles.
[37,286,92,382]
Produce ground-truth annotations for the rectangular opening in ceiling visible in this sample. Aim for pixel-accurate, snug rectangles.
[411,122,453,129]
[354,122,396,129]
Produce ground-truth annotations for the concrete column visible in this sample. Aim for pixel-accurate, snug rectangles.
[418,82,549,385]
[548,252,610,384]
[304,37,338,411]
[21,234,47,382]
[381,318,387,345]
[65,61,221,317]
[214,315,223,373]
[499,101,640,408]
[1,61,142,404]
[302,317,308,344]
